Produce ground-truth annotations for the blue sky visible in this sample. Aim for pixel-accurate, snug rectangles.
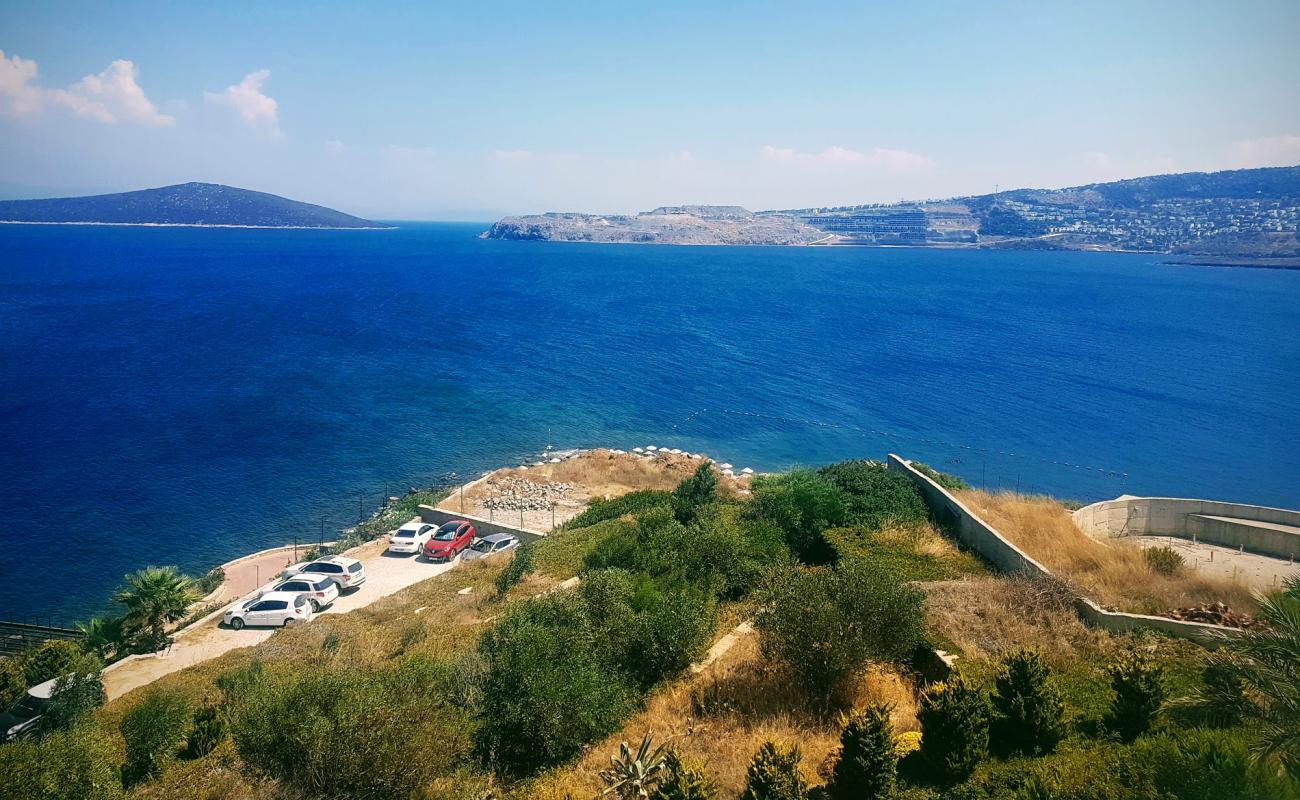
[2,1,1298,219]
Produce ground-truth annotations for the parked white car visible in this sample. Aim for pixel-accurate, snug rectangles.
[282,555,366,590]
[461,533,521,562]
[224,591,313,629]
[387,521,434,555]
[0,677,57,741]
[269,573,340,611]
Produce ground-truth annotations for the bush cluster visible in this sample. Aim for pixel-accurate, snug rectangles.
[120,689,191,785]
[917,672,991,783]
[740,741,806,800]
[817,460,929,529]
[755,560,925,704]
[493,539,535,595]
[1143,545,1184,576]
[563,489,675,529]
[1107,650,1166,741]
[991,648,1065,756]
[0,723,122,800]
[228,661,474,799]
[829,704,897,800]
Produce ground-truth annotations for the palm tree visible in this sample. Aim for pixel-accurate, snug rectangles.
[113,566,197,653]
[75,616,124,661]
[1183,578,1300,781]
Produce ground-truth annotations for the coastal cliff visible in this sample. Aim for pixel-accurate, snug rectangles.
[483,165,1300,256]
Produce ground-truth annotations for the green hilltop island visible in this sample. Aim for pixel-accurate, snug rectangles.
[484,164,1300,263]
[0,182,389,229]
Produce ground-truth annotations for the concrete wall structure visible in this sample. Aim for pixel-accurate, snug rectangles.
[418,505,547,543]
[885,454,1239,643]
[1073,497,1300,560]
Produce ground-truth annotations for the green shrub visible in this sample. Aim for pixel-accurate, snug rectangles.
[20,639,81,686]
[475,592,635,774]
[911,462,971,492]
[1107,650,1165,741]
[817,460,928,530]
[823,526,984,583]
[673,463,719,523]
[750,470,848,564]
[533,517,633,578]
[1143,546,1184,576]
[1136,728,1297,800]
[755,561,925,704]
[121,689,191,785]
[494,540,535,595]
[191,566,225,596]
[829,703,897,800]
[229,663,473,799]
[917,673,990,784]
[655,749,716,800]
[958,738,1160,800]
[0,723,123,800]
[992,647,1066,756]
[0,657,24,709]
[183,703,227,758]
[580,569,717,689]
[585,504,785,599]
[75,617,123,661]
[740,741,806,800]
[564,489,675,529]
[42,653,105,733]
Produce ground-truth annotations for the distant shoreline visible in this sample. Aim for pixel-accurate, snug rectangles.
[0,220,397,231]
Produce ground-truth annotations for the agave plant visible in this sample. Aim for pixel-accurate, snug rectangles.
[599,731,670,800]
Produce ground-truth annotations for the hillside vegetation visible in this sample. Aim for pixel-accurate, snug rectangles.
[1,459,1295,800]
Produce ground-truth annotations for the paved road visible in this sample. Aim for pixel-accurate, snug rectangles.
[103,539,461,700]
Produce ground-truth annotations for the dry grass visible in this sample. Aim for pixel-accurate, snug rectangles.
[957,490,1256,616]
[924,575,1109,664]
[516,633,919,800]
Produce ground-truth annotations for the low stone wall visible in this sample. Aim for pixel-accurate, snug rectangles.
[1073,496,1300,560]
[886,454,1238,643]
[417,505,547,543]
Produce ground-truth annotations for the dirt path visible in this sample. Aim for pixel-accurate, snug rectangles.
[103,538,460,700]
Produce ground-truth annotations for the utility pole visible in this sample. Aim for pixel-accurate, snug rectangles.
[358,493,364,523]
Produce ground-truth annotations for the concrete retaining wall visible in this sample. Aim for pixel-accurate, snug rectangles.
[886,454,1238,643]
[417,505,547,543]
[1073,497,1300,560]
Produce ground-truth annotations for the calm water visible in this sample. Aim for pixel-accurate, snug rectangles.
[1,223,1297,621]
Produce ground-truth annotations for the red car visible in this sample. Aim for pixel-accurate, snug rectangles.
[422,520,475,562]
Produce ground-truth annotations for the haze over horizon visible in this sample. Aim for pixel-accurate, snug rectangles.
[2,1,1299,220]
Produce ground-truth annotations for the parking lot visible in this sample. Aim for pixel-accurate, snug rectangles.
[102,537,462,700]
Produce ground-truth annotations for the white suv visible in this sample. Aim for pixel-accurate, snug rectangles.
[282,555,366,590]
[387,521,434,555]
[225,591,313,629]
[270,573,340,611]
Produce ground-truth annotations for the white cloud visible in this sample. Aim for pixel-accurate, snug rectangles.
[49,60,174,126]
[324,139,345,155]
[0,50,44,116]
[761,144,934,170]
[494,148,532,161]
[0,51,172,125]
[1226,135,1300,169]
[205,70,279,134]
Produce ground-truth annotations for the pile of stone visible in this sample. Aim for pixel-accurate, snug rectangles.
[1166,602,1258,629]
[482,476,572,512]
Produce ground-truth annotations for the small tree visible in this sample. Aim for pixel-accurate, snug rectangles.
[673,463,718,523]
[1107,650,1166,741]
[121,689,191,785]
[75,617,124,662]
[740,741,806,800]
[0,657,25,709]
[184,703,227,758]
[755,561,924,705]
[992,648,1066,756]
[19,640,80,686]
[494,541,535,595]
[829,704,897,800]
[655,749,716,800]
[917,673,990,784]
[41,653,105,733]
[599,732,669,800]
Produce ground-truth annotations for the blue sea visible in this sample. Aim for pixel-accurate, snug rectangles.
[1,223,1297,622]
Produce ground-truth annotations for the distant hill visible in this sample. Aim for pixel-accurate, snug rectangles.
[484,166,1300,257]
[0,183,387,229]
